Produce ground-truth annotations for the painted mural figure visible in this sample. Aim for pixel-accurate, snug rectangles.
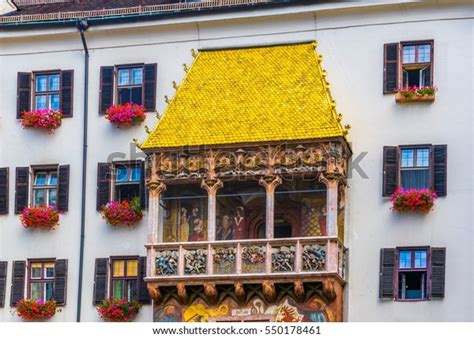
[179,207,189,242]
[232,206,245,240]
[189,218,206,242]
[318,205,327,236]
[216,214,233,240]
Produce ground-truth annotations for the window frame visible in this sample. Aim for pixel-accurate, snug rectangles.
[399,40,434,88]
[111,161,143,203]
[32,70,62,111]
[27,258,56,302]
[109,256,140,301]
[398,145,432,190]
[395,246,431,302]
[31,166,59,208]
[114,64,144,106]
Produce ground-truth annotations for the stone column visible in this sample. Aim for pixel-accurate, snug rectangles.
[259,175,282,239]
[201,179,223,242]
[319,173,339,238]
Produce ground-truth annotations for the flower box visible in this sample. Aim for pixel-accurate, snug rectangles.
[20,206,60,230]
[100,197,143,226]
[20,109,63,133]
[395,86,436,103]
[390,188,437,214]
[97,299,141,322]
[105,102,146,128]
[15,299,58,321]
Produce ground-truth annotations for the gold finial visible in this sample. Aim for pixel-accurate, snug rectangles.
[145,125,151,134]
[133,138,142,149]
[331,100,336,108]
[318,55,323,63]
[183,63,189,73]
[164,96,170,104]
[155,111,160,119]
[337,113,343,122]
[343,124,351,136]
[321,70,327,78]
[172,81,179,90]
[191,49,197,58]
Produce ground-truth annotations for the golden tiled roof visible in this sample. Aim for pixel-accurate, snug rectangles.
[141,42,346,149]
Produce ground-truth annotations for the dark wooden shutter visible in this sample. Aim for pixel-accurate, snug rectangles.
[0,168,8,215]
[383,43,399,93]
[54,259,68,305]
[93,258,108,305]
[10,260,26,306]
[432,145,447,197]
[383,146,399,196]
[138,256,150,304]
[57,165,70,212]
[0,262,7,308]
[60,70,74,117]
[139,161,146,210]
[96,163,111,211]
[14,167,29,214]
[430,247,446,298]
[17,72,31,118]
[99,66,114,114]
[143,63,157,112]
[379,248,395,299]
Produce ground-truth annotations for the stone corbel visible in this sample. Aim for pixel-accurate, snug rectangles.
[322,278,337,303]
[262,280,277,304]
[234,282,246,305]
[147,282,163,304]
[176,283,189,305]
[204,282,218,305]
[294,280,305,303]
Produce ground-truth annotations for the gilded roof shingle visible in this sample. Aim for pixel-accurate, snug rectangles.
[141,42,346,150]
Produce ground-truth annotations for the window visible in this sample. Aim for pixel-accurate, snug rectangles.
[397,248,428,300]
[113,163,141,202]
[117,66,143,105]
[34,73,60,111]
[28,261,55,302]
[32,169,58,207]
[111,258,138,301]
[401,42,433,87]
[399,147,430,189]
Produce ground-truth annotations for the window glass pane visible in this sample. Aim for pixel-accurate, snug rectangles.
[44,263,55,278]
[31,263,42,278]
[48,189,57,207]
[115,184,140,202]
[402,45,416,63]
[35,173,47,185]
[33,189,46,207]
[35,95,47,110]
[118,88,131,105]
[132,68,143,85]
[416,149,430,167]
[112,280,124,300]
[30,283,42,300]
[50,94,60,111]
[131,87,142,105]
[414,250,427,268]
[400,169,430,190]
[127,280,138,301]
[399,251,411,269]
[45,282,54,301]
[36,75,47,92]
[130,167,141,182]
[401,149,414,167]
[49,74,60,91]
[126,260,138,277]
[118,69,130,86]
[113,260,125,277]
[418,44,431,63]
[48,173,58,186]
[116,167,129,183]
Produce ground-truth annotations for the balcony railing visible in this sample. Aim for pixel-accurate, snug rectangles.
[145,237,346,284]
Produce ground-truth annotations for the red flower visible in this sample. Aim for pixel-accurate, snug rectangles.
[97,299,141,322]
[390,188,437,214]
[100,197,143,226]
[105,102,146,128]
[20,206,60,229]
[14,299,58,320]
[20,109,63,133]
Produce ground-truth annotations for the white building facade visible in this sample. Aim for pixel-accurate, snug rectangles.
[0,0,472,322]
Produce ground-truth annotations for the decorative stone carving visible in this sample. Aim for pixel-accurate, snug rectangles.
[294,280,305,303]
[204,282,218,305]
[234,282,246,305]
[271,246,295,273]
[184,249,207,275]
[213,247,236,275]
[322,279,337,302]
[176,283,189,305]
[156,250,179,275]
[262,280,277,303]
[147,282,162,304]
[302,244,326,271]
[241,246,266,274]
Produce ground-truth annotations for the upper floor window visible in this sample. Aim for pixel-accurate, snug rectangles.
[114,163,141,202]
[111,258,138,301]
[34,73,60,111]
[32,169,58,207]
[28,260,55,302]
[399,147,430,190]
[117,66,143,105]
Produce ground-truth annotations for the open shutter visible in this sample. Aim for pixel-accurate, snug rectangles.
[379,248,395,299]
[383,43,399,93]
[383,146,399,196]
[143,63,157,112]
[60,70,74,117]
[14,167,29,214]
[0,262,7,308]
[432,145,447,197]
[10,260,26,306]
[17,72,31,118]
[430,247,446,298]
[0,168,8,215]
[138,256,151,304]
[54,259,68,305]
[99,66,114,114]
[139,161,146,210]
[96,163,111,211]
[93,258,108,305]
[57,165,70,212]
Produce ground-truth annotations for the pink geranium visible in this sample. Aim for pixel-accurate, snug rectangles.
[20,109,63,133]
[105,102,146,128]
[100,197,143,226]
